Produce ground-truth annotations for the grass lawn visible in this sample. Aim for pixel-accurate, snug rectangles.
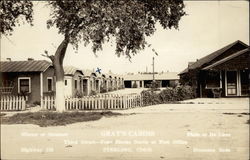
[0,111,122,127]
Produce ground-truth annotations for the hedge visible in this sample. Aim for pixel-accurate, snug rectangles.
[141,85,195,106]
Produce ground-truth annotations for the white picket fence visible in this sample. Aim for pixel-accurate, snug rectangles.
[0,96,26,111]
[41,94,142,110]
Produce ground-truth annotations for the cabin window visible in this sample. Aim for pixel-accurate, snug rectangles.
[18,77,31,93]
[206,71,221,88]
[47,77,53,91]
[65,80,67,86]
[75,80,77,89]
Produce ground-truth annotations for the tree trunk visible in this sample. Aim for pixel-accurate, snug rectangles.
[53,37,69,112]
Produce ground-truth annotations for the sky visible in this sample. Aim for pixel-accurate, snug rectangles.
[1,1,249,74]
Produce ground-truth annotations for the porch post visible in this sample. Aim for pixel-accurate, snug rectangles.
[225,71,227,96]
[199,83,202,98]
[87,78,90,95]
[220,71,222,88]
[237,70,241,96]
[40,72,43,108]
[98,79,101,93]
[106,79,109,92]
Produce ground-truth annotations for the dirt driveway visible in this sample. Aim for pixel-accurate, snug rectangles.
[1,98,249,160]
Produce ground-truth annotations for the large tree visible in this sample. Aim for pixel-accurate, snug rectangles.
[0,0,33,35]
[1,0,185,112]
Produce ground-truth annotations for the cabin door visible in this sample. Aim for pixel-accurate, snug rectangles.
[226,71,237,96]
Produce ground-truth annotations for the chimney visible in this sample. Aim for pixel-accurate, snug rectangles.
[27,58,34,61]
[6,58,11,61]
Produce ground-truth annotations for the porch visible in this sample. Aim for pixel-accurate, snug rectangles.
[199,48,250,97]
[198,69,249,98]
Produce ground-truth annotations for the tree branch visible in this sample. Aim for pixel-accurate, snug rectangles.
[41,50,55,62]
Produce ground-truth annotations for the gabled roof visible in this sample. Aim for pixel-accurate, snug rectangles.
[179,68,189,75]
[179,40,248,75]
[95,72,102,78]
[82,69,96,77]
[124,72,179,81]
[64,66,83,76]
[189,40,248,70]
[0,60,52,72]
[203,48,250,70]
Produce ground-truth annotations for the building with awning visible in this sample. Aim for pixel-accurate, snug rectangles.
[124,72,179,88]
[179,40,249,97]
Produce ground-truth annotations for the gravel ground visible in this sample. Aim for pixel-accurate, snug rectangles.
[1,98,249,160]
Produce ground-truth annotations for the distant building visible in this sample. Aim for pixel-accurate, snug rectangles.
[179,40,250,97]
[64,66,84,97]
[123,72,179,88]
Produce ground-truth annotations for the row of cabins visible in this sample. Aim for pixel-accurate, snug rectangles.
[123,72,179,88]
[179,40,250,97]
[0,60,124,104]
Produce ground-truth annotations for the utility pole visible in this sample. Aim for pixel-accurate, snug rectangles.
[152,57,155,82]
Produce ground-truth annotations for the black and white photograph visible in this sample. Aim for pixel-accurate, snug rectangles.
[0,0,249,159]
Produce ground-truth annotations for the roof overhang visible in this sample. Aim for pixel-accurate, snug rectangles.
[202,48,249,70]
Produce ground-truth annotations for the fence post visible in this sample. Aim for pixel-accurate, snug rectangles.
[22,96,26,110]
[101,95,103,109]
[83,97,86,110]
[114,94,117,109]
[6,96,9,110]
[121,95,124,109]
[97,95,100,110]
[110,95,113,109]
[90,96,93,110]
[94,96,96,110]
[106,94,109,109]
[9,96,13,110]
[116,95,119,109]
[15,96,19,110]
[73,97,76,110]
[48,96,51,110]
[86,96,88,110]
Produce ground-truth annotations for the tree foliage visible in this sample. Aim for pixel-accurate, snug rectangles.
[47,0,185,58]
[0,0,33,35]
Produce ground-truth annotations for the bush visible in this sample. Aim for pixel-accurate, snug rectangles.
[141,90,161,106]
[141,85,195,106]
[148,81,161,91]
